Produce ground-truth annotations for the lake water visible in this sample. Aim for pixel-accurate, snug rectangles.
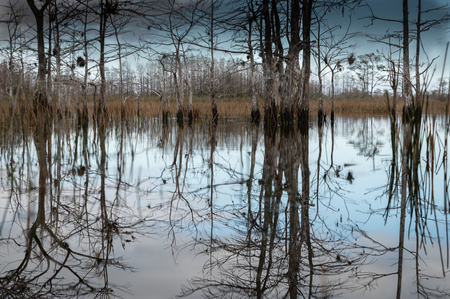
[0,115,449,298]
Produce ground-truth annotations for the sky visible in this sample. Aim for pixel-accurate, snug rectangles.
[352,0,449,55]
[0,0,449,91]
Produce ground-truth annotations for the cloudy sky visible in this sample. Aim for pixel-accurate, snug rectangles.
[351,0,449,55]
[0,0,449,89]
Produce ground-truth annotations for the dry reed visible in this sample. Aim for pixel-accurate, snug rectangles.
[0,95,448,121]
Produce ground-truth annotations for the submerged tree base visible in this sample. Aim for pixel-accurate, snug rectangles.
[402,105,422,123]
[264,103,279,129]
[281,107,295,126]
[318,109,326,127]
[212,106,219,125]
[251,109,261,124]
[176,110,184,125]
[162,110,170,125]
[297,108,309,134]
[94,104,108,122]
[32,91,51,117]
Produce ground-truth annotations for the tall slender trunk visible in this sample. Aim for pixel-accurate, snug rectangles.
[176,46,184,122]
[262,0,277,126]
[298,0,313,127]
[47,9,52,104]
[82,4,89,125]
[210,0,218,123]
[98,0,108,118]
[113,23,124,118]
[403,0,412,117]
[331,70,335,123]
[317,16,324,125]
[27,0,51,114]
[248,8,260,123]
[415,0,421,98]
[54,9,61,112]
[284,0,300,125]
[161,63,169,123]
[186,64,194,124]
[272,0,282,113]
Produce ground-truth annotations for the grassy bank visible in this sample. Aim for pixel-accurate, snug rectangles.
[1,95,448,120]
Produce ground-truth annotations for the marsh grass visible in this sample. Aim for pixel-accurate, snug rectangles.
[0,94,449,126]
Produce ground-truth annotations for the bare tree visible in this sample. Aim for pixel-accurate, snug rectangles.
[298,0,313,126]
[402,0,412,116]
[284,0,301,124]
[312,1,359,123]
[348,52,385,98]
[382,37,401,119]
[26,0,52,114]
[319,22,355,123]
[261,0,281,126]
[246,0,261,123]
[413,0,450,98]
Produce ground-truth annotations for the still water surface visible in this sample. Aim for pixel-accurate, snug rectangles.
[0,115,449,298]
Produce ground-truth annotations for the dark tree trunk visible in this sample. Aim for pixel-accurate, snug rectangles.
[402,0,412,120]
[284,0,301,125]
[247,5,260,124]
[262,0,278,127]
[27,0,51,115]
[298,0,313,129]
[97,0,109,119]
[415,0,421,99]
[210,0,218,124]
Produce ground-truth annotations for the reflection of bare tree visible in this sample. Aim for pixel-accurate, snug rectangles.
[168,123,190,249]
[395,119,410,299]
[0,115,106,297]
[0,116,154,298]
[178,124,367,298]
[360,112,450,298]
[347,118,384,162]
[255,125,280,298]
[283,127,302,297]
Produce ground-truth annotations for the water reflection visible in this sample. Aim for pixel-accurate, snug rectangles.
[0,115,155,298]
[0,115,449,298]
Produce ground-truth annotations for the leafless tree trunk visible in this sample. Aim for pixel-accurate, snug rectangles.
[262,0,278,126]
[113,22,125,118]
[284,0,301,125]
[298,0,313,127]
[46,4,52,103]
[186,62,194,124]
[247,0,260,123]
[97,0,113,119]
[316,11,325,125]
[26,0,52,114]
[210,0,218,123]
[415,0,421,98]
[81,2,89,125]
[386,38,401,120]
[402,0,412,117]
[53,3,62,113]
[176,43,185,122]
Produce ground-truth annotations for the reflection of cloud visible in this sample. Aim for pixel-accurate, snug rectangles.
[112,233,207,299]
[349,229,450,298]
